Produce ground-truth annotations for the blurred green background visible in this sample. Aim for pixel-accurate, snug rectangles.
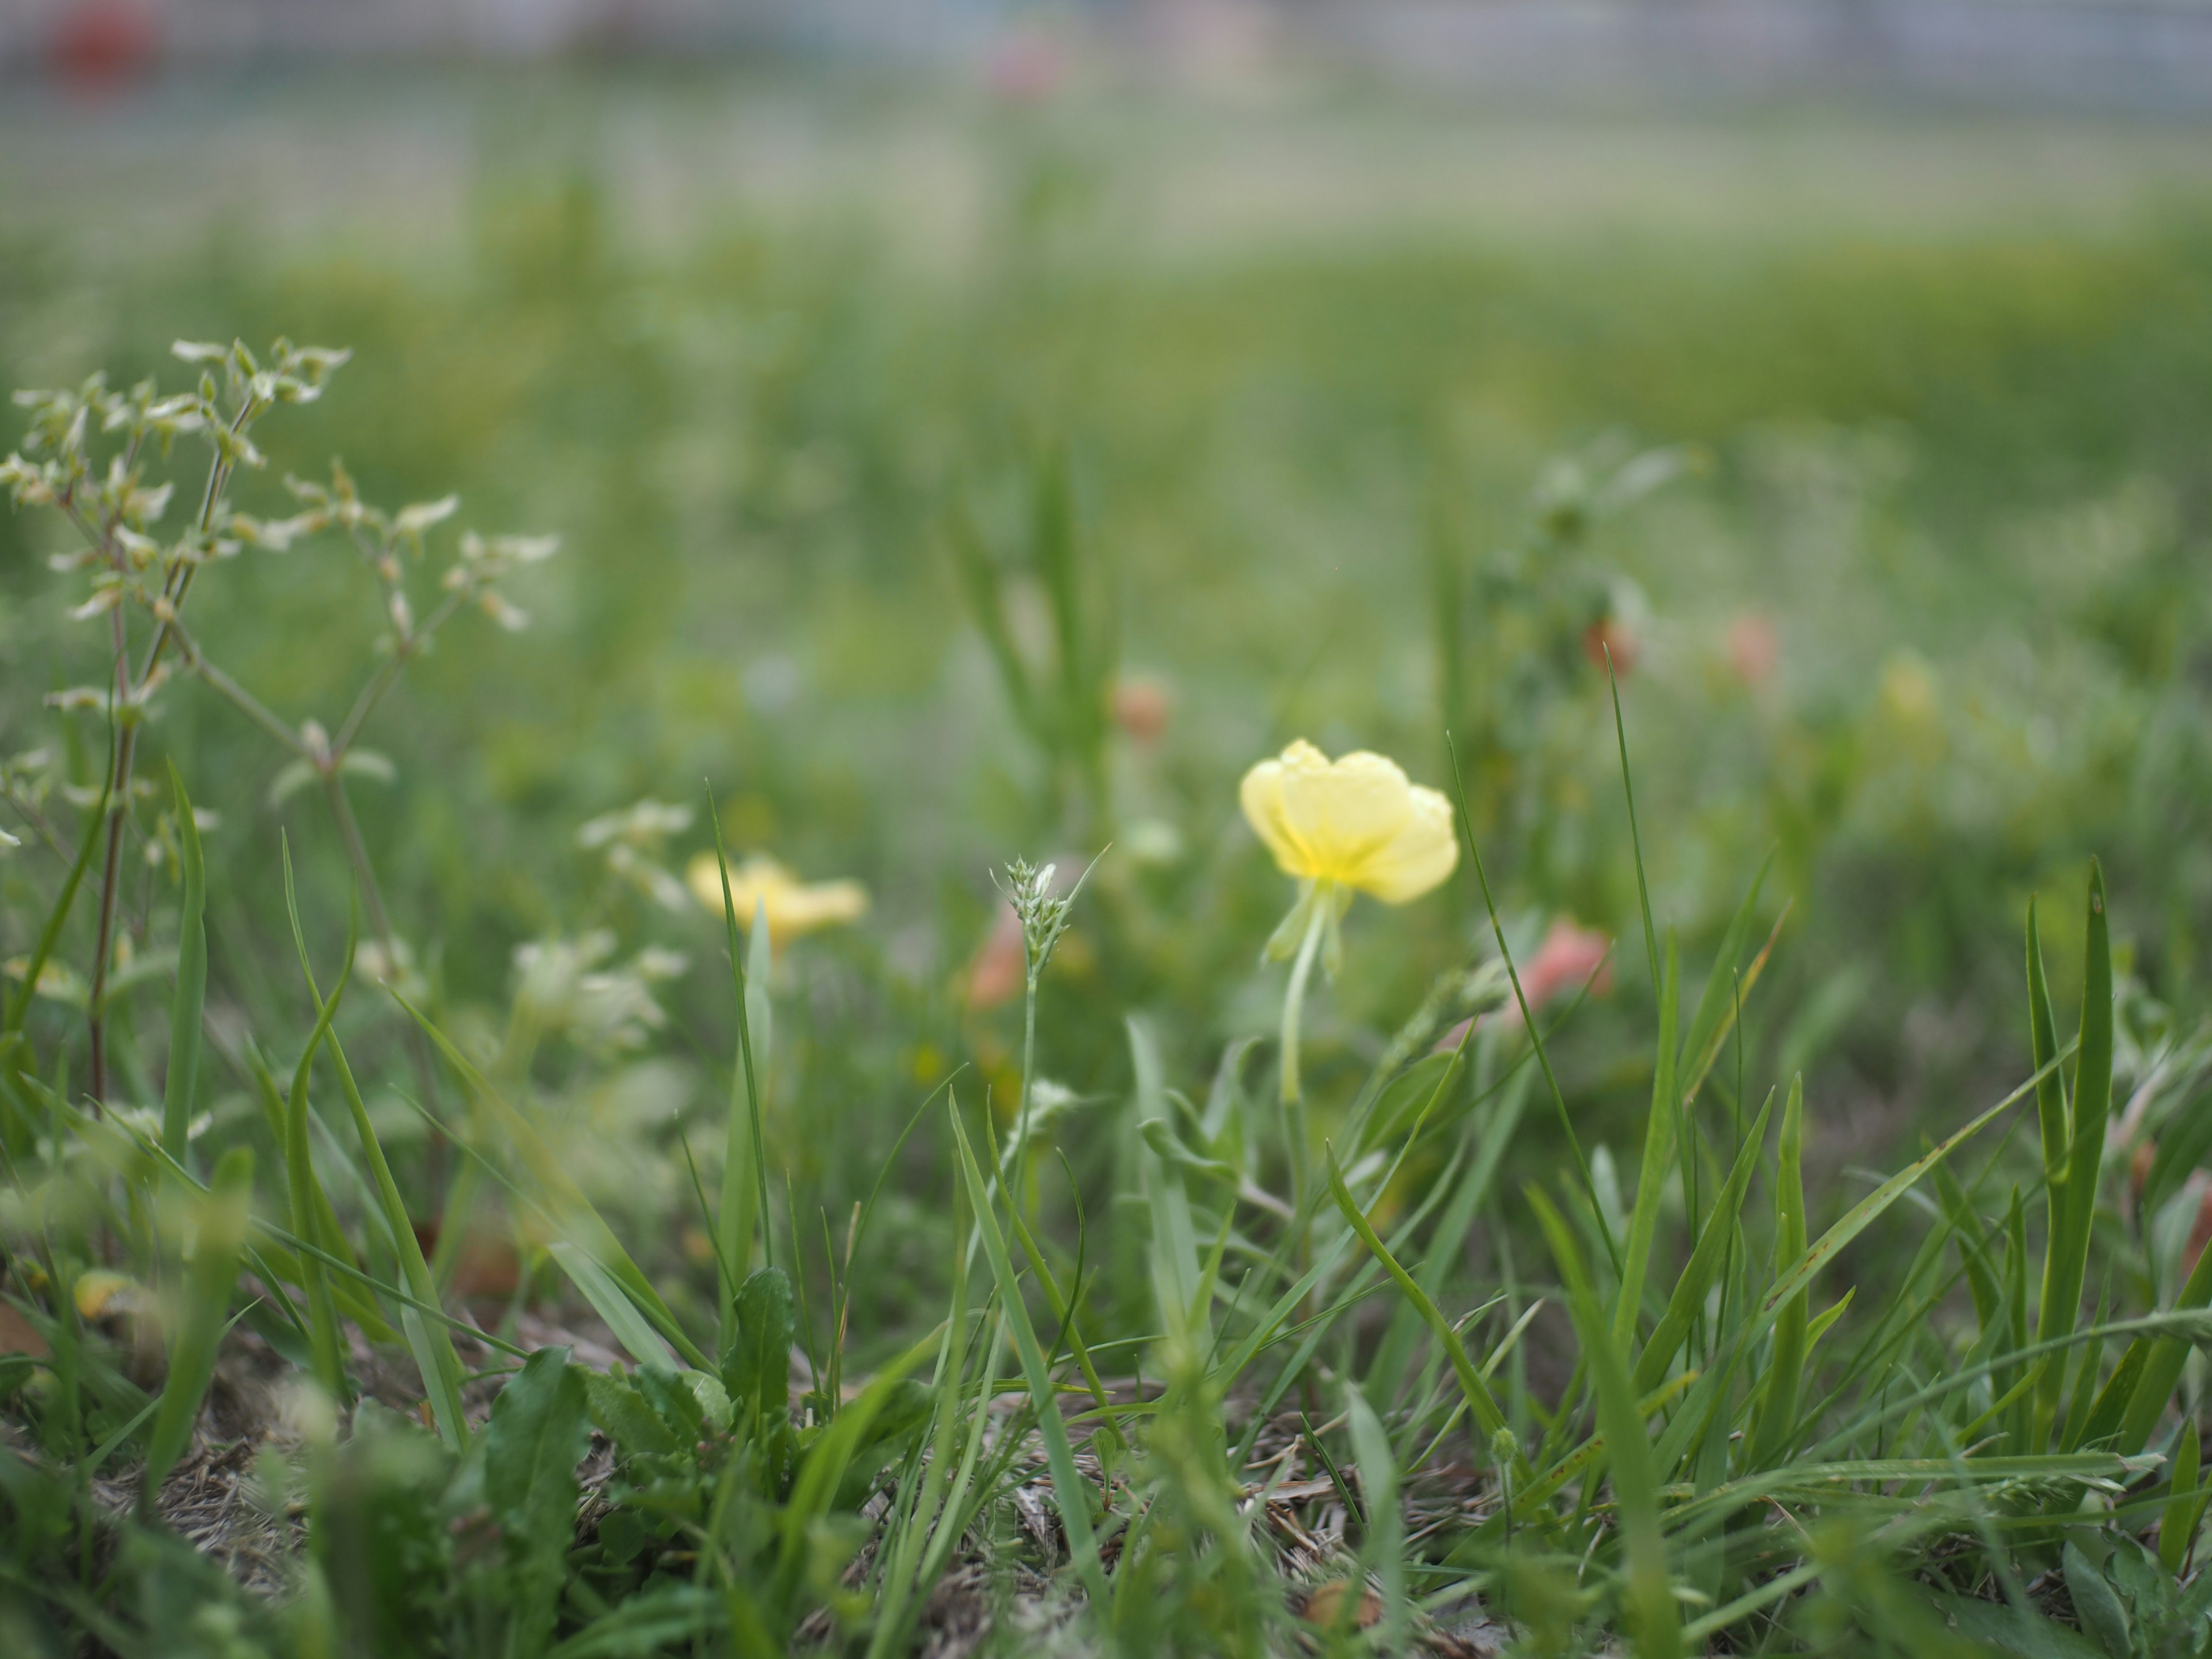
[6,71,2212,1343]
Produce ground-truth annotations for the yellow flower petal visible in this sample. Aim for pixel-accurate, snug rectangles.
[1238,748,1313,877]
[684,851,869,941]
[1238,740,1457,904]
[1350,782,1457,902]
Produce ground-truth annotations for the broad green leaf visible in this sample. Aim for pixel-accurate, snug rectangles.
[2062,1541,2131,1659]
[584,1368,677,1458]
[483,1348,590,1659]
[725,1266,795,1422]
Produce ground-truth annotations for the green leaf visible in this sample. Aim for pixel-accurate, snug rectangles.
[483,1348,590,1659]
[161,763,206,1168]
[582,1368,676,1457]
[2062,1541,2132,1659]
[394,993,709,1371]
[141,1147,252,1512]
[725,1267,794,1422]
[1131,1016,1205,1343]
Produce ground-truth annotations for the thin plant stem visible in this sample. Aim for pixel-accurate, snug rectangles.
[1278,890,1330,1213]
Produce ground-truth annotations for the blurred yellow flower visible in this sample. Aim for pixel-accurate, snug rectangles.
[1239,739,1457,905]
[684,851,869,941]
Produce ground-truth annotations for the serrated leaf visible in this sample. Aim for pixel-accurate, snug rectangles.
[725,1267,794,1421]
[584,1369,676,1457]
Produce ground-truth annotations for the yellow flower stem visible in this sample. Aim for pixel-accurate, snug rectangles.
[1278,885,1332,1211]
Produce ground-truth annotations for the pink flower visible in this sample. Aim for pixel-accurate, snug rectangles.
[1728,612,1779,688]
[1435,918,1613,1050]
[965,904,1028,1012]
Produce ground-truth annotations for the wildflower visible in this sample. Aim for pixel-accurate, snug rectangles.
[1239,738,1457,925]
[684,852,868,944]
[1240,739,1458,1161]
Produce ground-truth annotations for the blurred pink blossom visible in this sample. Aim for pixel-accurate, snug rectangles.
[986,27,1070,103]
[1728,611,1780,688]
[1435,918,1613,1051]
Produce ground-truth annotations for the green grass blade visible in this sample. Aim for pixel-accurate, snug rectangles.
[1343,1381,1407,1650]
[547,1240,675,1369]
[1677,849,1775,1109]
[946,1094,1110,1613]
[2036,861,2112,1441]
[393,990,710,1371]
[2027,896,2069,1192]
[1632,1085,1774,1397]
[1529,1185,1679,1658]
[1444,738,1619,1274]
[1615,937,1680,1350]
[321,1024,468,1448]
[141,1146,252,1513]
[1324,1143,1510,1447]
[2112,1210,2212,1455]
[160,762,206,1167]
[705,785,772,1338]
[1749,1074,1807,1467]
[279,838,352,1399]
[1760,1056,2056,1331]
[2,764,107,1036]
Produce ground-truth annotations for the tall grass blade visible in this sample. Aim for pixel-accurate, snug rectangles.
[141,1146,252,1513]
[946,1095,1111,1613]
[1615,937,1680,1349]
[1749,1074,1807,1466]
[2036,861,2112,1442]
[1324,1143,1510,1446]
[1529,1185,1679,1658]
[160,763,206,1166]
[323,1025,469,1448]
[1632,1086,1773,1396]
[705,786,773,1344]
[395,993,710,1370]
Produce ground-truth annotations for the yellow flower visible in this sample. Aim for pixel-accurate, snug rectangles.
[1239,739,1457,906]
[684,851,869,943]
